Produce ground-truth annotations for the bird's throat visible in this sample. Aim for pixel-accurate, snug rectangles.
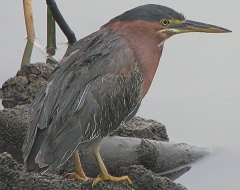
[107,21,164,98]
[135,45,163,98]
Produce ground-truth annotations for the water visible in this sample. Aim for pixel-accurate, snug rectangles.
[1,1,239,189]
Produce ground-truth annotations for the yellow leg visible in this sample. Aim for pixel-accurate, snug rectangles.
[67,150,89,181]
[92,145,132,186]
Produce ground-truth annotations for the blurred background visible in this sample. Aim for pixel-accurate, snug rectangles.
[0,1,239,189]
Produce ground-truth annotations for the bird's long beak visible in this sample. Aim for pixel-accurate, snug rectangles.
[174,20,231,33]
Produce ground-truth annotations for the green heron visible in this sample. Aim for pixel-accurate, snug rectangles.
[22,4,231,185]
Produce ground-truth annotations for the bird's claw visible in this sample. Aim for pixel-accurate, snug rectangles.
[92,174,132,186]
[65,172,89,181]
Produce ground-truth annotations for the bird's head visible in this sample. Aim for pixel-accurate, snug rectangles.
[103,4,231,97]
[104,4,231,40]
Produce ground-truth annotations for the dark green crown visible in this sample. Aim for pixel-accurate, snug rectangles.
[106,4,185,25]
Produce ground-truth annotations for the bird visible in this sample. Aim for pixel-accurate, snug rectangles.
[22,4,231,185]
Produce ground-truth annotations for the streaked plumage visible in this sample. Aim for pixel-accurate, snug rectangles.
[23,28,143,170]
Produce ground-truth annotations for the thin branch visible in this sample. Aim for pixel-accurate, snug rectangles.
[47,6,56,56]
[23,0,35,40]
[21,40,34,68]
[46,0,77,44]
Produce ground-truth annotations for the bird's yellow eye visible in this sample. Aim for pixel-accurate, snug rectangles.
[160,19,170,26]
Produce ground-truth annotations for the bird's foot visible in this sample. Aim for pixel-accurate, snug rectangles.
[66,172,89,181]
[92,173,132,186]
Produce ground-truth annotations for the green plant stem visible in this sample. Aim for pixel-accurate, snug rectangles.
[47,6,56,55]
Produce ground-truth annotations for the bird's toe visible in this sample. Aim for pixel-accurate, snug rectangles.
[92,174,132,186]
[66,172,89,181]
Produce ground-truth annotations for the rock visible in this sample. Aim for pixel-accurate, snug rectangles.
[0,152,187,190]
[57,136,208,180]
[1,63,57,108]
[0,62,208,189]
[0,103,193,190]
[119,165,187,190]
[113,116,169,141]
[0,105,28,164]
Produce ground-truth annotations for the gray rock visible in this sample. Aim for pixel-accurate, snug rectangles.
[1,63,56,107]
[0,152,187,190]
[113,116,169,141]
[0,63,195,189]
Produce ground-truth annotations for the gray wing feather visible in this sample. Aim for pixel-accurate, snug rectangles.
[23,29,143,171]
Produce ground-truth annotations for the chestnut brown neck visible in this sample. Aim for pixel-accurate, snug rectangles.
[106,21,167,98]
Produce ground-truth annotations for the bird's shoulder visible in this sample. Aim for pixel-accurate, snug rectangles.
[61,28,137,77]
